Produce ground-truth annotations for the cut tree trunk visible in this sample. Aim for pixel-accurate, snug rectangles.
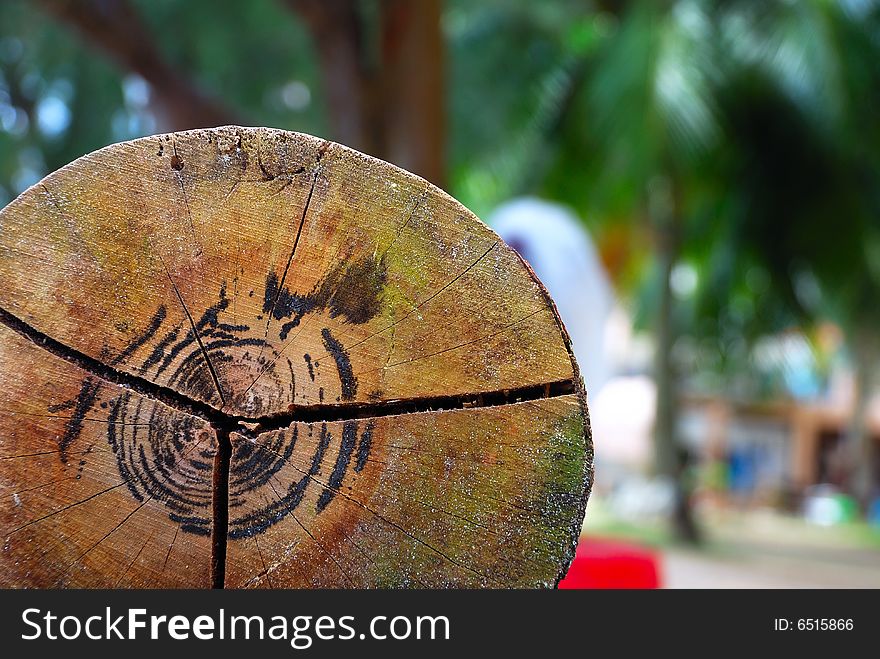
[0,126,592,588]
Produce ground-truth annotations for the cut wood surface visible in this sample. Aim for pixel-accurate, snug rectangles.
[0,126,592,587]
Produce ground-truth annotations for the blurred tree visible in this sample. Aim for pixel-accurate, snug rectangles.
[0,0,326,204]
[5,0,444,185]
[36,0,238,130]
[537,0,880,520]
[697,0,880,505]
[544,0,722,543]
[285,0,445,185]
[591,0,722,543]
[512,0,880,524]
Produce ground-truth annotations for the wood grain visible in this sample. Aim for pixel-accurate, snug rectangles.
[223,396,587,588]
[0,126,592,588]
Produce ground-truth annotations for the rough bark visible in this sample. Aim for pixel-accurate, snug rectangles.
[0,127,591,588]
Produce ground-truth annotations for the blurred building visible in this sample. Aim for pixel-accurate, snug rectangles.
[683,377,880,504]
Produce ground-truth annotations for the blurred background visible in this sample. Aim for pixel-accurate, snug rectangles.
[2,0,880,587]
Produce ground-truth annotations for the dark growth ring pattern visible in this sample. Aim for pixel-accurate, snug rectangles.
[226,418,374,539]
[48,261,384,539]
[108,390,214,535]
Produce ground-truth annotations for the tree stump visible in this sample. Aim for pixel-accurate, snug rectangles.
[0,127,592,588]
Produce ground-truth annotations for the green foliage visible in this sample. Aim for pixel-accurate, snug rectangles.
[697,1,880,340]
[538,0,880,397]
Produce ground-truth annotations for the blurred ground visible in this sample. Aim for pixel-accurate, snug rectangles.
[583,499,880,588]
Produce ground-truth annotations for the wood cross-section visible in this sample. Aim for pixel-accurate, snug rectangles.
[0,127,592,588]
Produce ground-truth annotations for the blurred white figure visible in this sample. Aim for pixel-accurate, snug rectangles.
[590,375,656,468]
[487,197,613,396]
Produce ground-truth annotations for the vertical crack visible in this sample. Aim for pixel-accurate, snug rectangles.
[163,262,227,406]
[264,169,319,330]
[210,425,232,589]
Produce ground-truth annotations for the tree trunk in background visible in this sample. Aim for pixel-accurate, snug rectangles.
[848,328,877,507]
[379,0,445,187]
[654,224,678,478]
[289,0,446,187]
[287,0,376,156]
[39,0,237,131]
[650,178,701,544]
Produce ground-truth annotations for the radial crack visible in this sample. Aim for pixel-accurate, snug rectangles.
[210,426,232,588]
[264,169,319,335]
[163,263,227,406]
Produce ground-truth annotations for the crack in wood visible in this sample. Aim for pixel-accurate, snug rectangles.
[0,304,575,428]
[162,262,227,406]
[263,169,319,337]
[0,302,577,588]
[240,236,348,400]
[211,426,232,588]
[170,137,199,245]
[245,166,322,398]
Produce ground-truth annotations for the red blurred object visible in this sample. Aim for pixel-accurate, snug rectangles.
[558,537,661,589]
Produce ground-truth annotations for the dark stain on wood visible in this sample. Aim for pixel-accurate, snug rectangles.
[263,253,386,341]
[321,328,357,401]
